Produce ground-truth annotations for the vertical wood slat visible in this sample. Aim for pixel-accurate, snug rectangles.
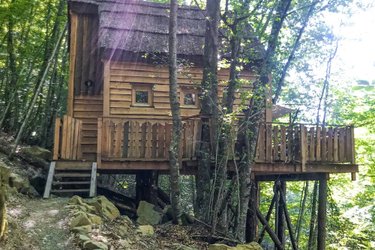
[257,124,265,162]
[280,126,286,162]
[300,125,307,172]
[350,126,356,180]
[61,115,68,159]
[266,124,272,162]
[67,12,77,116]
[321,127,327,161]
[327,128,333,161]
[122,121,129,158]
[53,118,61,160]
[151,123,158,158]
[309,127,315,161]
[140,123,147,158]
[333,128,339,162]
[194,119,201,158]
[273,125,279,161]
[101,119,108,158]
[165,123,172,159]
[145,122,152,158]
[338,128,345,162]
[114,122,123,157]
[72,119,79,160]
[108,120,114,158]
[316,127,321,161]
[287,126,294,162]
[345,127,351,162]
[157,123,165,158]
[97,118,102,166]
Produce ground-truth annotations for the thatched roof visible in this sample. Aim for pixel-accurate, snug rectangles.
[69,0,264,60]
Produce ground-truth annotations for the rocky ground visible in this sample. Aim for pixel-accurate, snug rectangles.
[0,140,262,250]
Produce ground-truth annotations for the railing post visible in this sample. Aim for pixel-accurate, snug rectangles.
[350,126,356,181]
[97,118,102,168]
[300,125,307,172]
[53,118,61,160]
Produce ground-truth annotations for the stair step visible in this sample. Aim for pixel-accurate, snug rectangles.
[54,173,91,178]
[51,189,90,193]
[52,181,91,185]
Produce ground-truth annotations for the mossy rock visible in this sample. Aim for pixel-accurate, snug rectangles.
[70,212,92,228]
[83,240,108,250]
[137,225,154,236]
[137,201,163,225]
[209,242,263,250]
[21,146,52,161]
[71,225,92,234]
[86,196,120,220]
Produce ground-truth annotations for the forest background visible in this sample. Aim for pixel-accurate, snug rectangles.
[0,0,374,248]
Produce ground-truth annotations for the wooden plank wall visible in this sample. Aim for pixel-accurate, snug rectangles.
[73,95,103,160]
[72,13,102,96]
[107,62,254,118]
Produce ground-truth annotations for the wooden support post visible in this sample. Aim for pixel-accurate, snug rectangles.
[258,192,277,244]
[43,162,56,199]
[97,118,102,168]
[256,208,284,249]
[89,162,97,197]
[350,126,356,181]
[317,174,328,250]
[300,125,307,172]
[279,184,298,250]
[53,118,61,160]
[246,181,259,242]
[276,181,285,250]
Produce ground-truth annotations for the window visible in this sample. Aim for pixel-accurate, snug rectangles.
[180,87,198,107]
[132,84,153,106]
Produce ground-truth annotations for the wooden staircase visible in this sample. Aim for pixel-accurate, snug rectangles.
[43,162,97,198]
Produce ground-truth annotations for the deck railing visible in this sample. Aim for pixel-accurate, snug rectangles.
[53,115,83,160]
[255,123,355,167]
[97,117,200,162]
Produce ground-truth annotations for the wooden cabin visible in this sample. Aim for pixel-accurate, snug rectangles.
[50,0,357,176]
[43,0,358,247]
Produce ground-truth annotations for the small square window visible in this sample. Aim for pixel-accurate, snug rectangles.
[135,91,149,104]
[180,87,198,108]
[132,84,153,106]
[184,93,196,105]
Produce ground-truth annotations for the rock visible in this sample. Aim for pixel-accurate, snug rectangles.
[70,213,92,228]
[137,201,163,225]
[29,174,46,195]
[87,196,120,220]
[69,195,85,205]
[87,213,103,225]
[8,173,30,192]
[208,242,263,250]
[0,164,10,186]
[209,244,233,250]
[78,234,91,242]
[137,225,154,236]
[236,242,263,250]
[21,146,52,161]
[71,225,92,234]
[83,240,108,250]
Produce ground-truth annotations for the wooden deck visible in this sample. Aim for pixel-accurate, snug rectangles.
[52,116,358,176]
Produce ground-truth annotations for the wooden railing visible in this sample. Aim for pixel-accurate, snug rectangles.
[255,123,355,167]
[97,117,200,162]
[53,115,83,160]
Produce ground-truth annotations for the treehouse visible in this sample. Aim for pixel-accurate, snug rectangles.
[42,0,358,247]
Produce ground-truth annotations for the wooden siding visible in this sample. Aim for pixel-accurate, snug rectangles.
[73,95,103,160]
[106,61,254,118]
[70,11,102,96]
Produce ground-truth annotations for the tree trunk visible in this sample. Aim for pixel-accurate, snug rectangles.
[196,0,220,222]
[308,180,318,250]
[9,24,67,158]
[168,0,182,225]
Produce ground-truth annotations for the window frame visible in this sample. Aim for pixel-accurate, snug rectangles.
[131,84,153,107]
[180,86,199,108]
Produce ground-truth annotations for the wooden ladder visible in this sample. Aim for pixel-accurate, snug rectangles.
[43,162,97,198]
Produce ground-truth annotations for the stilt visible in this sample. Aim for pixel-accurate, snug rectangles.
[136,170,159,205]
[276,181,286,249]
[317,174,328,250]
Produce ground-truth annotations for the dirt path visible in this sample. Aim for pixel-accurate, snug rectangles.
[2,195,77,250]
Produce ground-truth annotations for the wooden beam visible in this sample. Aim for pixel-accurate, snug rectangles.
[103,61,110,116]
[256,208,284,249]
[67,12,78,116]
[89,162,97,197]
[317,174,328,250]
[53,118,61,160]
[43,162,56,199]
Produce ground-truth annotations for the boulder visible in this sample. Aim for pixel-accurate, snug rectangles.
[8,173,30,192]
[21,146,52,161]
[209,242,263,250]
[70,213,92,228]
[137,201,163,225]
[83,240,108,250]
[137,225,154,236]
[236,242,263,250]
[71,225,92,234]
[87,213,103,225]
[87,196,120,220]
[78,234,91,242]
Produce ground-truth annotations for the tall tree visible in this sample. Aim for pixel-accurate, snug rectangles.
[168,0,182,224]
